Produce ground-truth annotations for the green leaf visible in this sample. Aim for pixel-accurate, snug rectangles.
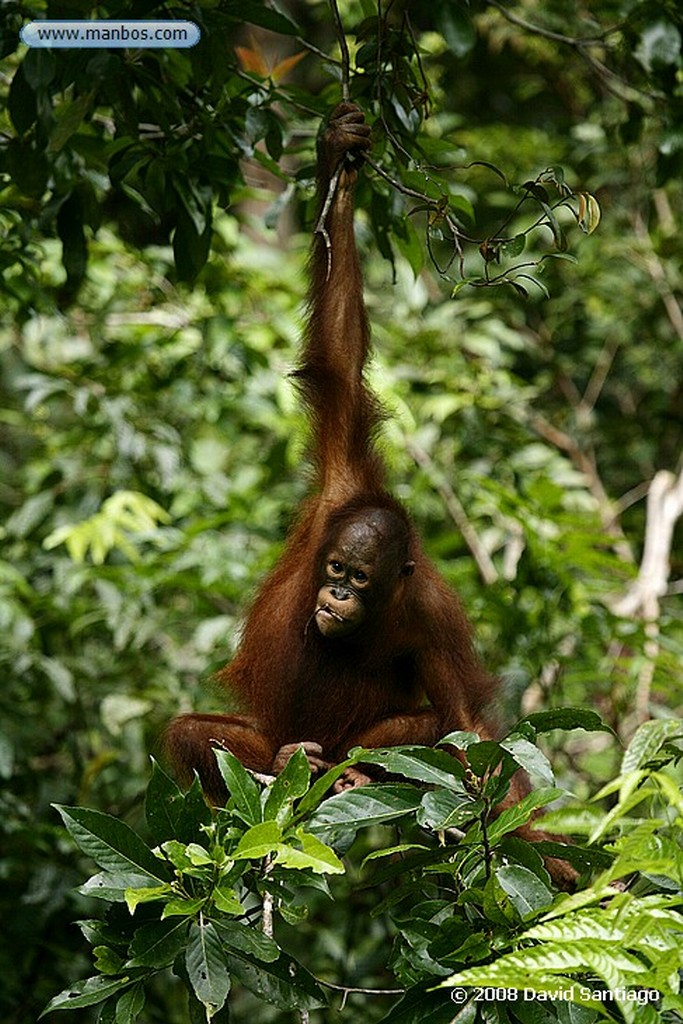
[437,5,476,58]
[215,749,262,826]
[40,976,134,1016]
[126,920,189,969]
[145,761,212,845]
[495,864,554,920]
[212,886,245,916]
[215,920,279,963]
[263,745,311,823]
[225,949,326,1011]
[173,203,212,282]
[22,48,57,88]
[161,897,208,919]
[520,709,612,736]
[112,982,145,1024]
[144,760,188,843]
[358,745,466,788]
[292,757,362,820]
[418,789,478,831]
[502,233,526,258]
[233,821,282,860]
[437,730,481,750]
[228,0,299,35]
[500,736,555,787]
[275,830,344,875]
[308,784,423,844]
[377,980,470,1023]
[465,740,507,777]
[486,789,564,843]
[577,192,601,234]
[621,719,683,774]
[55,806,168,882]
[79,872,165,903]
[57,192,87,294]
[125,885,174,913]
[185,919,231,1015]
[8,65,37,134]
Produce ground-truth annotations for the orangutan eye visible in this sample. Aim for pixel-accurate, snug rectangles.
[353,570,368,583]
[329,560,343,575]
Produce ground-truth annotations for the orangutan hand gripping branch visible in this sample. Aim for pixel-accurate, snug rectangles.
[166,103,499,798]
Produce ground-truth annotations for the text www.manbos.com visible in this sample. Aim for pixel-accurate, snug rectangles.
[21,20,201,49]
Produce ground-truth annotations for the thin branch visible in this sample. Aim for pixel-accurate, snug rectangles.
[406,439,499,586]
[329,0,351,101]
[528,411,633,562]
[313,163,344,281]
[632,208,683,343]
[486,0,607,46]
[321,980,404,997]
[485,0,656,103]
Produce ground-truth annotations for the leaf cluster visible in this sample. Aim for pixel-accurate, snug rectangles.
[42,713,683,1024]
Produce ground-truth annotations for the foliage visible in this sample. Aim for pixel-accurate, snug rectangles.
[41,717,682,1023]
[4,0,681,295]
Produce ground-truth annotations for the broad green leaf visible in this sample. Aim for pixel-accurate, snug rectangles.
[495,864,554,920]
[293,756,362,819]
[519,709,612,736]
[500,736,555,787]
[621,719,683,774]
[40,976,134,1015]
[125,885,174,913]
[145,760,208,845]
[264,745,311,823]
[212,886,245,916]
[486,789,564,843]
[215,920,279,963]
[377,981,474,1023]
[93,945,124,975]
[418,789,478,831]
[225,949,326,1011]
[465,740,507,778]
[161,897,207,919]
[55,806,168,881]
[215,749,262,825]
[233,821,282,860]
[308,784,423,843]
[274,831,344,875]
[112,982,145,1024]
[79,872,166,903]
[362,842,430,866]
[126,919,190,969]
[185,920,231,1015]
[358,745,466,788]
[437,730,481,750]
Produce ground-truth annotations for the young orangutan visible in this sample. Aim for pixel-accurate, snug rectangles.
[166,104,575,888]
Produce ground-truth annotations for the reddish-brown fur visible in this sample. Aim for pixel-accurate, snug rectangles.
[166,105,498,802]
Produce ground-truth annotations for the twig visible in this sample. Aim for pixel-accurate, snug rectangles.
[406,439,499,586]
[528,411,633,562]
[329,0,351,101]
[314,163,344,280]
[485,0,656,103]
[261,854,275,938]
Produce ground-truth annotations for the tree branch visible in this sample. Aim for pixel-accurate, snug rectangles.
[406,439,499,586]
